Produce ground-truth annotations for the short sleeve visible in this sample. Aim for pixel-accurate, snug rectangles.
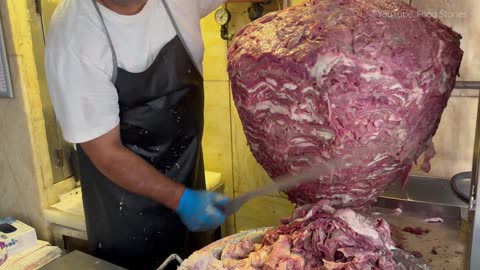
[45,45,120,144]
[199,0,225,18]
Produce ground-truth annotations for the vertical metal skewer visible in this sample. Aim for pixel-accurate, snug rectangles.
[454,81,480,269]
[467,85,480,270]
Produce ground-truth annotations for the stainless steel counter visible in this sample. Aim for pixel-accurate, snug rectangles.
[373,175,470,270]
[40,250,126,270]
[372,198,467,270]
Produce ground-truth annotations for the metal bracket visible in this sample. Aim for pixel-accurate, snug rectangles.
[156,254,183,270]
[55,148,64,167]
[34,0,41,14]
[467,81,480,269]
[248,3,264,21]
[470,184,477,211]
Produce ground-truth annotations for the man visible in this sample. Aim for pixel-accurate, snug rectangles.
[45,0,228,269]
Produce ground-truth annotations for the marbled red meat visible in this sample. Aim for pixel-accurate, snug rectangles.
[227,0,463,207]
[181,201,402,269]
[257,201,399,269]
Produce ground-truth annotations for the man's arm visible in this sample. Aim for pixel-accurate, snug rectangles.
[45,31,228,232]
[80,125,185,210]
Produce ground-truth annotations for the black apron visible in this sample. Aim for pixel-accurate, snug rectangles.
[77,1,206,269]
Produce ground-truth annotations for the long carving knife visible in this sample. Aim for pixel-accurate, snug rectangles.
[217,152,363,216]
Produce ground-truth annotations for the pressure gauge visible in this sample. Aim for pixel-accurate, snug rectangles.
[215,8,231,26]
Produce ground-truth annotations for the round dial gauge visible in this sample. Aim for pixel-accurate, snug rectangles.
[215,8,231,26]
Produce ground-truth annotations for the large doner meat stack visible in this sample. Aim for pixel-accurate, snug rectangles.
[227,0,463,207]
[177,0,464,269]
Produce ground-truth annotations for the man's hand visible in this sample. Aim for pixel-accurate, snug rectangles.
[176,189,229,232]
[80,125,185,210]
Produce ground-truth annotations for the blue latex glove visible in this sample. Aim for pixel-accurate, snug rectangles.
[176,188,229,232]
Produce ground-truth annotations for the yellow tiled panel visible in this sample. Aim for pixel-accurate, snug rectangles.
[203,81,232,183]
[226,3,287,198]
[288,0,304,6]
[231,96,290,197]
[234,193,295,233]
[201,9,229,81]
[202,81,235,235]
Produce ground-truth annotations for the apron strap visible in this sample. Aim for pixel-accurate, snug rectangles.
[91,0,119,83]
[161,0,201,73]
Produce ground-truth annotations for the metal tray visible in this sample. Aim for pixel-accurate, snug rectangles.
[371,197,468,270]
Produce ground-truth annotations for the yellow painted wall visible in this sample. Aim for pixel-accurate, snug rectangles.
[288,0,304,5]
[0,0,51,241]
[200,9,235,235]
[201,3,292,235]
[229,3,295,232]
[0,0,76,242]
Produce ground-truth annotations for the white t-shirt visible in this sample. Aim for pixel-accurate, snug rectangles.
[45,0,224,143]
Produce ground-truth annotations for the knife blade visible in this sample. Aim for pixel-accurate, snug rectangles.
[217,150,367,216]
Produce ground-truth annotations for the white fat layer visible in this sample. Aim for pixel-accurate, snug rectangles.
[360,71,384,82]
[407,87,424,106]
[317,130,334,140]
[301,87,316,94]
[266,78,278,87]
[310,55,341,78]
[389,83,402,90]
[391,94,406,106]
[440,69,451,94]
[397,129,407,141]
[290,105,314,122]
[290,137,316,147]
[367,153,389,166]
[437,40,448,94]
[336,194,353,203]
[242,81,276,93]
[362,63,377,70]
[252,101,289,114]
[336,209,380,240]
[315,194,354,203]
[388,114,402,121]
[283,83,298,90]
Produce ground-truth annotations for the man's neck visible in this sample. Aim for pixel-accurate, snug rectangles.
[97,0,147,16]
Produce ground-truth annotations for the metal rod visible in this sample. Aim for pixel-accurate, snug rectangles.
[455,81,480,89]
[467,92,480,270]
[156,254,183,270]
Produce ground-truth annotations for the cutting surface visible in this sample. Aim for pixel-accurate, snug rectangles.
[370,199,468,270]
[40,250,126,270]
